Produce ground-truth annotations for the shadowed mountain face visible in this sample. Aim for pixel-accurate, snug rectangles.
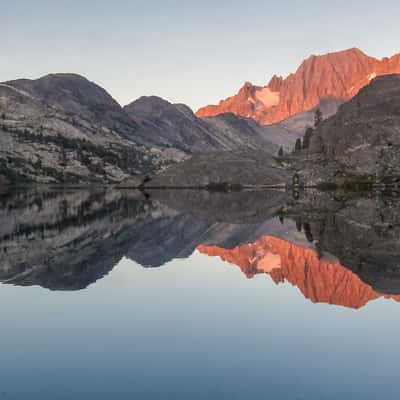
[125,95,334,154]
[124,96,278,154]
[196,48,400,125]
[307,74,400,179]
[259,97,343,151]
[1,188,400,309]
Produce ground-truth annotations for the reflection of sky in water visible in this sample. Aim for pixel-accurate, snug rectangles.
[0,252,399,399]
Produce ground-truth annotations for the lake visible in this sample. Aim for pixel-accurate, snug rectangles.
[0,188,399,399]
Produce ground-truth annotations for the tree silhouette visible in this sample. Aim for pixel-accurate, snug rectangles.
[294,138,302,152]
[303,127,313,149]
[314,108,323,128]
[303,223,314,243]
[278,146,284,157]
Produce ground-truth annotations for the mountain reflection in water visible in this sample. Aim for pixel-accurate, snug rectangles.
[1,187,400,309]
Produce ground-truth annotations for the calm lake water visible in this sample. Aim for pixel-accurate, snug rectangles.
[0,188,399,399]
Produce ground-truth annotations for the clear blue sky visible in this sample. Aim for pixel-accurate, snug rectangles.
[1,0,399,110]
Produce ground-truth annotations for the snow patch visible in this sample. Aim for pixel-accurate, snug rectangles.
[256,253,282,273]
[254,87,280,108]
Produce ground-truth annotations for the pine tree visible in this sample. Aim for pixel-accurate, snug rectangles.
[303,223,314,243]
[314,108,323,128]
[294,138,302,152]
[302,127,313,149]
[278,146,284,157]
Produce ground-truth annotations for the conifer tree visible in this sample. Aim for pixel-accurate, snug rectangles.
[302,127,313,149]
[295,138,302,152]
[314,108,323,128]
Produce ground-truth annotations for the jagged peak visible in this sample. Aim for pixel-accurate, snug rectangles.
[295,48,370,73]
[236,81,257,94]
[267,75,284,91]
[196,48,400,124]
[242,81,254,88]
[305,47,367,60]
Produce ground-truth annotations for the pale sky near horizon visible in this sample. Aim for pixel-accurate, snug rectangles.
[1,0,399,110]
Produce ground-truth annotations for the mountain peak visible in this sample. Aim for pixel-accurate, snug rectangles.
[267,75,283,91]
[196,48,400,125]
[301,48,367,63]
[124,95,186,121]
[4,72,123,114]
[38,72,90,82]
[242,81,254,88]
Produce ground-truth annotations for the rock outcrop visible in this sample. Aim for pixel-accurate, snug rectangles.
[196,48,400,125]
[308,74,400,178]
[146,150,291,188]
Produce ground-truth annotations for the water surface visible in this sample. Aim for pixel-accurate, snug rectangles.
[1,188,399,399]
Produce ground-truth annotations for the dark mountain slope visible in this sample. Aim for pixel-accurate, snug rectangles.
[303,74,400,184]
[3,73,140,138]
[125,95,279,154]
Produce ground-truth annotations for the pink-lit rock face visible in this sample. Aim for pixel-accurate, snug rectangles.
[197,236,400,309]
[196,48,400,125]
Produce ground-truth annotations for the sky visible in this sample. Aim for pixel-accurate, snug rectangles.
[1,0,400,110]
